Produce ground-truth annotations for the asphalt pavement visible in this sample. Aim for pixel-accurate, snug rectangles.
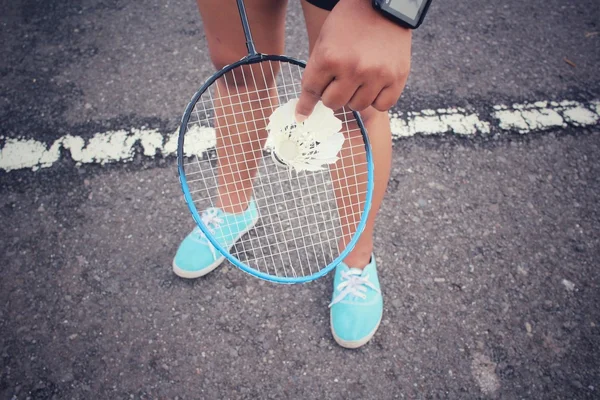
[1,0,599,399]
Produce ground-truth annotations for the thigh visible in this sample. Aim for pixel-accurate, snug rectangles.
[197,0,288,68]
[300,0,330,52]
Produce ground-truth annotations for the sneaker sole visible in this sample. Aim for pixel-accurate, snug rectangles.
[172,216,259,279]
[330,316,382,349]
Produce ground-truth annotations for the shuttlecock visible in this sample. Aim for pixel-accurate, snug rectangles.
[265,99,344,173]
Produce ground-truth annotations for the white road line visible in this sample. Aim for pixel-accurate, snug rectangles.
[390,107,491,137]
[1,99,598,172]
[492,100,599,134]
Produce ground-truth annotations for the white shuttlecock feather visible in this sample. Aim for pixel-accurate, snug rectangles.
[265,99,344,173]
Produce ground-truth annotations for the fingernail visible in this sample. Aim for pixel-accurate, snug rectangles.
[295,113,308,123]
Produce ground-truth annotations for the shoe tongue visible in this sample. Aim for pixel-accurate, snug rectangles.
[347,267,364,276]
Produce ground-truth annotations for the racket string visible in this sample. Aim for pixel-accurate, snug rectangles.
[183,60,367,278]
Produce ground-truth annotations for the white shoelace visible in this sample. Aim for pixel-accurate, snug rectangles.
[193,208,224,260]
[329,269,381,307]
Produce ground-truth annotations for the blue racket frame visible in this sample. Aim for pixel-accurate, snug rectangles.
[176,0,374,284]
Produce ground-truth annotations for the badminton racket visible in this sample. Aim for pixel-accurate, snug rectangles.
[177,0,374,283]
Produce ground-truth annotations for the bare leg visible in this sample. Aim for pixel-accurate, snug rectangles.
[196,0,288,213]
[301,0,393,269]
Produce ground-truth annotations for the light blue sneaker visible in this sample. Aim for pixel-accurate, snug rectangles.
[329,256,383,349]
[173,200,259,279]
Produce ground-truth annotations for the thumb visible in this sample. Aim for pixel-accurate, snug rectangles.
[295,89,320,123]
[295,62,333,123]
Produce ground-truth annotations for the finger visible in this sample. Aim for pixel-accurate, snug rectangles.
[347,83,382,112]
[372,84,403,112]
[320,78,359,112]
[296,62,334,122]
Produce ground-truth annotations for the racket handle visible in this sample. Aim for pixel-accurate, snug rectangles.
[235,0,257,56]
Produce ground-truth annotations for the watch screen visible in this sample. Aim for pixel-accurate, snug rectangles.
[389,0,423,21]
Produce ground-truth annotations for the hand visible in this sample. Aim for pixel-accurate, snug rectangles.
[295,0,412,122]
